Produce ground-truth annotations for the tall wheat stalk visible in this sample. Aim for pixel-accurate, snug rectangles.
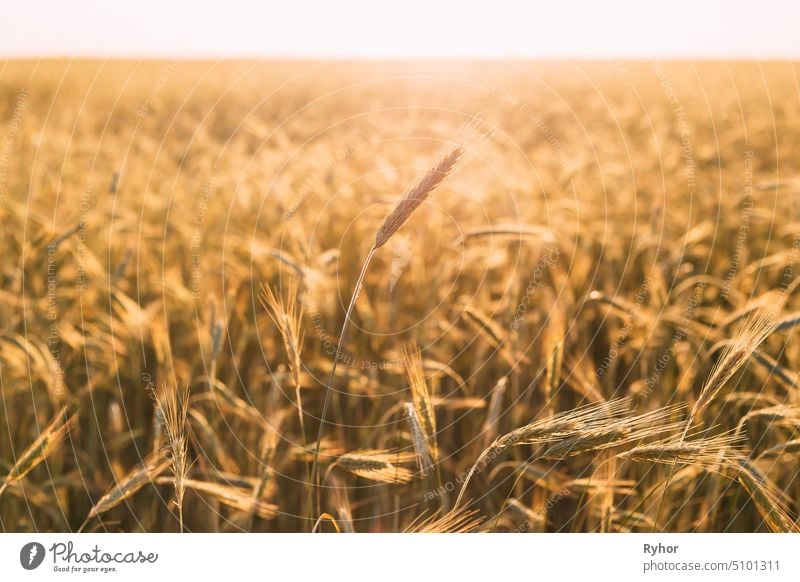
[157,383,190,532]
[308,118,486,519]
[259,283,309,462]
[653,306,780,531]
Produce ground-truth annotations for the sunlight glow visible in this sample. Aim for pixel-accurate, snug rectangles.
[2,0,798,59]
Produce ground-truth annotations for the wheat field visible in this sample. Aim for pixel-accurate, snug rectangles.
[1,60,799,532]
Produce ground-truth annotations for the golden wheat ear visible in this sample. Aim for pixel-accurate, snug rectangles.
[156,383,191,532]
[734,458,799,533]
[335,449,417,484]
[405,507,483,532]
[374,145,464,249]
[0,408,76,498]
[692,306,781,421]
[617,431,745,470]
[309,114,489,519]
[81,455,171,530]
[402,343,437,449]
[374,115,490,249]
[156,477,278,520]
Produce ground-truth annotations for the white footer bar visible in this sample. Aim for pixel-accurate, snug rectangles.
[1,533,797,581]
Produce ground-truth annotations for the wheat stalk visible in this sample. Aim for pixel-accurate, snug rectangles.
[691,308,781,422]
[618,432,744,469]
[405,403,435,477]
[157,383,190,532]
[80,455,170,531]
[328,474,354,532]
[0,408,76,499]
[454,400,682,508]
[405,507,483,532]
[401,343,439,485]
[309,117,487,517]
[734,458,799,533]
[157,477,278,519]
[259,278,311,514]
[654,305,781,530]
[480,376,508,450]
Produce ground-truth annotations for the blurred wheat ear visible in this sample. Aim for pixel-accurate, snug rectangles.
[308,115,490,522]
[0,408,76,499]
[80,455,171,531]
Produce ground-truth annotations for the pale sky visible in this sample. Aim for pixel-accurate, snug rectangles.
[2,0,798,59]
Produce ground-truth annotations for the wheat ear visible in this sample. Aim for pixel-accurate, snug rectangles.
[0,408,76,499]
[654,306,780,531]
[309,118,485,520]
[259,278,310,510]
[157,383,190,532]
